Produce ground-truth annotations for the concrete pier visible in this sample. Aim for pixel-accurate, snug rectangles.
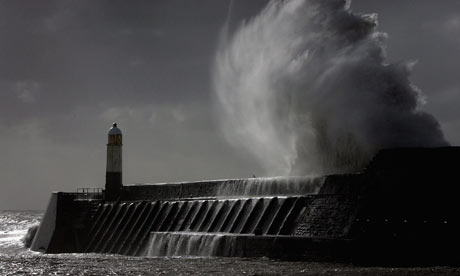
[30,137,460,264]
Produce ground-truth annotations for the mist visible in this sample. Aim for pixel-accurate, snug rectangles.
[213,0,448,176]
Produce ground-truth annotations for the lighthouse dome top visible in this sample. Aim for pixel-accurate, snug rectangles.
[108,123,122,135]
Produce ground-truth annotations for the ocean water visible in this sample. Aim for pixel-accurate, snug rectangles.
[1,210,460,276]
[0,210,41,256]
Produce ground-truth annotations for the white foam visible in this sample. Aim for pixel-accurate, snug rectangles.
[213,0,448,175]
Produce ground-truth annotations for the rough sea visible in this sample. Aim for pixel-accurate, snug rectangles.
[1,210,459,275]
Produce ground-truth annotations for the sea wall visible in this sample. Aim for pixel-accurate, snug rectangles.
[30,193,58,252]
[144,232,351,261]
[31,147,460,264]
[350,147,460,265]
[294,174,363,238]
[83,196,312,255]
[31,192,101,253]
[122,176,324,200]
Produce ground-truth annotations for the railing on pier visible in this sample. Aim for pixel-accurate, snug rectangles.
[74,188,104,200]
[77,188,103,194]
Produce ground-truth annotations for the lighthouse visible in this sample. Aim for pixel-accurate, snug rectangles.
[105,123,122,200]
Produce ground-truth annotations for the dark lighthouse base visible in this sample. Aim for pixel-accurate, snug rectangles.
[31,147,460,265]
[105,172,122,201]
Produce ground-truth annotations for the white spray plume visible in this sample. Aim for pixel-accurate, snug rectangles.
[213,0,448,176]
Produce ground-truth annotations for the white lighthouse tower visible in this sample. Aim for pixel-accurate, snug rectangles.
[105,123,122,200]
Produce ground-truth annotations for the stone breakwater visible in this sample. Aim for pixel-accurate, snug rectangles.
[31,147,460,265]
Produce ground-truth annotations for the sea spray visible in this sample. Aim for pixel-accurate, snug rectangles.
[216,176,324,197]
[0,210,42,255]
[213,0,448,175]
[22,223,40,248]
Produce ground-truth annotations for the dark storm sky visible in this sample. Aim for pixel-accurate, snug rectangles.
[1,0,459,210]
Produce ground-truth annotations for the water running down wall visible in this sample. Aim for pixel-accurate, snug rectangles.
[122,176,324,201]
[84,196,312,256]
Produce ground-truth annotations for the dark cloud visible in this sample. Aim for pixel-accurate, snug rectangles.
[352,0,460,148]
[0,0,270,126]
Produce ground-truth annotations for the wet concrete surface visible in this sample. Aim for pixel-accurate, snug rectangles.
[1,254,460,276]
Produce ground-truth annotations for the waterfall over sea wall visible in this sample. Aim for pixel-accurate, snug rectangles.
[216,176,324,197]
[145,232,351,259]
[122,176,325,201]
[146,232,229,257]
[83,194,314,256]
